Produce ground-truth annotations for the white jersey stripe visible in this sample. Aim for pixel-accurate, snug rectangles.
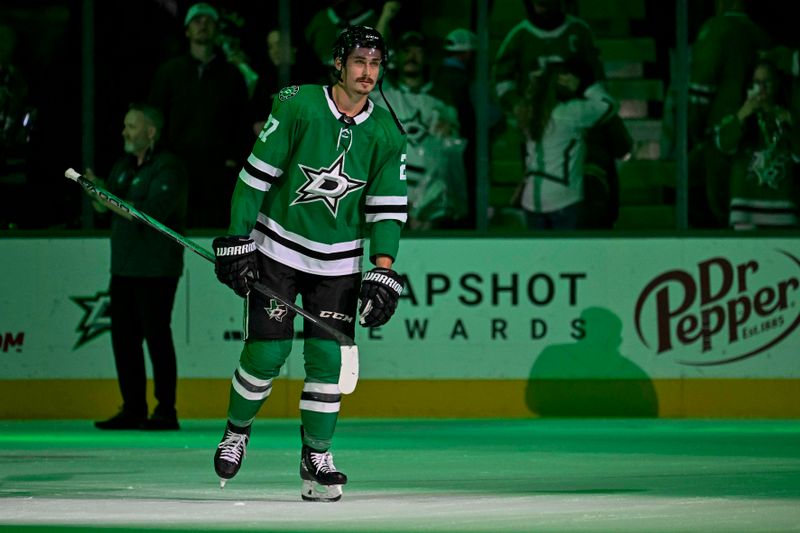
[232,377,273,401]
[239,170,271,192]
[247,153,283,177]
[365,195,407,206]
[303,382,341,394]
[256,213,363,254]
[237,365,273,387]
[299,399,341,413]
[254,236,362,275]
[366,212,408,223]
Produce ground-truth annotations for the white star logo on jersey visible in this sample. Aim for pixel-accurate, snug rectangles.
[293,152,366,216]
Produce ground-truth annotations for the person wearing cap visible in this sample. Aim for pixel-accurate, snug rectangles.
[149,2,249,229]
[431,28,478,129]
[430,28,486,229]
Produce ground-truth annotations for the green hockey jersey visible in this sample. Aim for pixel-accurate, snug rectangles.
[492,16,602,111]
[688,11,770,145]
[229,84,408,276]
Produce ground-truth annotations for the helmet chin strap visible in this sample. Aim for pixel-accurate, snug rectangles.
[378,78,406,135]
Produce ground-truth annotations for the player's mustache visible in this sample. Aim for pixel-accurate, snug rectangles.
[357,77,374,83]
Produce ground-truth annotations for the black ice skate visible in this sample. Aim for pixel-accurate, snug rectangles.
[214,421,250,488]
[300,445,348,502]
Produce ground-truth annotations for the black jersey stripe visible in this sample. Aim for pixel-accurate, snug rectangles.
[243,159,280,184]
[254,221,363,260]
[731,205,797,214]
[234,369,272,393]
[301,391,342,403]
[365,204,408,214]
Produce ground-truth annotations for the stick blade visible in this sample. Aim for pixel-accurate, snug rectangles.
[338,345,359,395]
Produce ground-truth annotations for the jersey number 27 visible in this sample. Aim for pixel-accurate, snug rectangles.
[258,115,280,143]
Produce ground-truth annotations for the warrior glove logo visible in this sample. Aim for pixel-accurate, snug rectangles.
[293,152,366,216]
[363,271,404,296]
[216,242,257,256]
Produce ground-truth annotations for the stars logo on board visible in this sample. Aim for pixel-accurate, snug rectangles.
[70,291,111,349]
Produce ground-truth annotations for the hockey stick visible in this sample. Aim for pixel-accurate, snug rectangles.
[65,168,359,394]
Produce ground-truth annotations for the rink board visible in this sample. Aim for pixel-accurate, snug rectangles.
[1,236,799,418]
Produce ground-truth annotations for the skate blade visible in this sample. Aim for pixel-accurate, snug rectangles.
[301,479,342,502]
[219,478,227,489]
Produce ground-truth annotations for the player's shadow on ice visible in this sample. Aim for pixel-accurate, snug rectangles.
[525,306,659,417]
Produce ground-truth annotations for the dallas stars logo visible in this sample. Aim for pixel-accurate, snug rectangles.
[266,299,288,322]
[279,85,299,101]
[70,291,112,349]
[293,153,365,216]
[402,109,428,147]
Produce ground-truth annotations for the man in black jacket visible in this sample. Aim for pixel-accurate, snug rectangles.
[87,104,187,430]
[149,2,249,228]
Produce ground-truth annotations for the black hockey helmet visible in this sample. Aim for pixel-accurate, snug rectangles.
[332,25,388,67]
[331,25,405,135]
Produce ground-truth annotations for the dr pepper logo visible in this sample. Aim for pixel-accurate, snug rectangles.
[634,251,800,366]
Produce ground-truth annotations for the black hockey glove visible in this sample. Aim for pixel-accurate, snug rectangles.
[212,235,260,298]
[358,268,404,328]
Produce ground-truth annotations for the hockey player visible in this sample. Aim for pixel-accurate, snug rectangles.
[210,26,407,502]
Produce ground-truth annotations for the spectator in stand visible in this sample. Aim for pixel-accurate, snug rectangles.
[431,28,478,139]
[217,9,260,99]
[687,0,770,227]
[249,28,328,136]
[714,60,799,229]
[493,0,603,123]
[512,59,618,230]
[492,0,630,230]
[305,0,401,69]
[149,2,249,229]
[430,28,481,229]
[0,24,31,229]
[372,31,466,230]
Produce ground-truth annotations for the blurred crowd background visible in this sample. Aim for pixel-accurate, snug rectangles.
[1,0,799,233]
